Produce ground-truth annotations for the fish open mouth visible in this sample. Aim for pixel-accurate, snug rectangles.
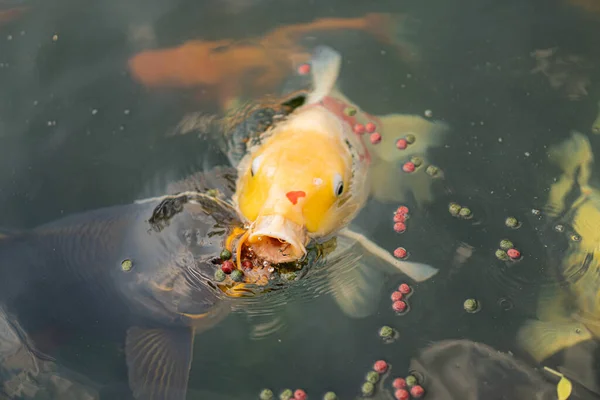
[246,215,308,264]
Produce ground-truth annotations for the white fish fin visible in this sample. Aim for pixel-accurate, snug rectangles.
[325,233,386,319]
[304,45,342,106]
[338,227,438,282]
[366,114,449,207]
[517,319,592,362]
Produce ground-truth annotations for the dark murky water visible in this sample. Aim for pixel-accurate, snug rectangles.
[0,0,599,398]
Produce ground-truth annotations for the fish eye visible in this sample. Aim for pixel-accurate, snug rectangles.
[333,173,344,197]
[251,155,263,177]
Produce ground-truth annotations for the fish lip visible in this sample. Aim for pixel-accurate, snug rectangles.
[246,215,308,264]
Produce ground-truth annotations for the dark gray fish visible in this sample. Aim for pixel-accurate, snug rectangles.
[0,170,242,400]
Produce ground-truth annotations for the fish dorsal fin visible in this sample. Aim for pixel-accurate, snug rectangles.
[126,326,195,400]
[304,45,341,106]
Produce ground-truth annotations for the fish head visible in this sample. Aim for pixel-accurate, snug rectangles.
[234,105,369,263]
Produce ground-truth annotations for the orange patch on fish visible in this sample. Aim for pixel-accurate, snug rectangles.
[286,190,306,205]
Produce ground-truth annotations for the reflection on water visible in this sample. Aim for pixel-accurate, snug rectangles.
[0,0,599,398]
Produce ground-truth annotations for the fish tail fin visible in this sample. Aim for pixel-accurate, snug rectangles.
[517,319,592,362]
[546,132,594,216]
[305,45,342,105]
[367,114,449,208]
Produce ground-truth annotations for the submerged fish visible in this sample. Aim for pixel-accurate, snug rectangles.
[517,132,600,374]
[0,180,250,400]
[128,13,418,110]
[230,45,443,284]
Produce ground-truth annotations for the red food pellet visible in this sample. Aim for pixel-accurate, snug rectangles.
[410,385,425,398]
[353,123,365,135]
[370,132,382,144]
[393,213,406,223]
[365,122,376,133]
[393,378,407,389]
[373,360,388,373]
[242,260,253,270]
[297,63,311,75]
[395,389,410,400]
[402,162,415,173]
[397,206,409,215]
[393,222,406,233]
[221,261,234,274]
[392,300,407,312]
[507,248,521,259]
[391,291,403,302]
[294,389,307,400]
[399,283,411,294]
[393,247,407,259]
[396,138,408,150]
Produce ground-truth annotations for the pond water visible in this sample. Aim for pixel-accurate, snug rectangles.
[0,0,599,399]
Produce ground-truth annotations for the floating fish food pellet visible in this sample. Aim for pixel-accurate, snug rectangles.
[260,389,274,400]
[393,213,406,223]
[507,248,521,259]
[393,378,407,389]
[242,260,253,270]
[464,298,479,313]
[397,206,409,215]
[221,260,234,274]
[214,269,226,282]
[399,283,411,295]
[370,132,382,144]
[379,325,394,340]
[405,134,416,144]
[499,239,514,250]
[344,107,357,116]
[353,123,366,135]
[405,375,418,387]
[373,360,388,373]
[391,291,403,302]
[366,371,380,384]
[230,269,244,282]
[297,63,310,75]
[424,109,433,117]
[425,165,439,177]
[220,249,232,260]
[323,392,337,400]
[280,389,293,400]
[459,207,472,219]
[393,222,406,233]
[392,300,407,312]
[395,389,410,400]
[410,385,425,398]
[294,389,307,400]
[361,382,375,396]
[402,162,415,173]
[410,156,423,168]
[121,259,133,272]
[365,122,376,133]
[505,216,520,229]
[396,138,408,150]
[495,249,509,261]
[448,202,462,216]
[393,247,407,259]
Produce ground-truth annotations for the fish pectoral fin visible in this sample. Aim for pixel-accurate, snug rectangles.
[516,319,592,363]
[366,114,448,207]
[125,326,195,400]
[338,228,438,282]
